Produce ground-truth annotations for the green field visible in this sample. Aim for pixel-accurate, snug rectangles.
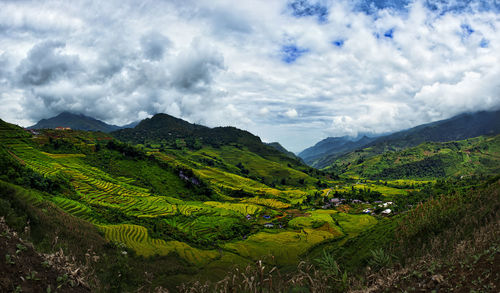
[2,117,497,291]
[0,122,381,274]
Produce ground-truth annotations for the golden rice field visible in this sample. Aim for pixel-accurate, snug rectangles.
[98,224,219,265]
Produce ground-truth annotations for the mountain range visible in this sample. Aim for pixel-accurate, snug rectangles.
[28,112,138,133]
[299,110,500,169]
[1,108,499,292]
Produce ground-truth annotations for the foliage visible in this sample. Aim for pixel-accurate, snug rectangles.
[333,135,500,179]
[367,248,393,271]
[314,110,500,169]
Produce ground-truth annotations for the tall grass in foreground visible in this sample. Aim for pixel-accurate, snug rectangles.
[177,259,349,293]
[394,178,500,262]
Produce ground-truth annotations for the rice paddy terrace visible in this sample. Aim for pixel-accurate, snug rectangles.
[0,119,430,282]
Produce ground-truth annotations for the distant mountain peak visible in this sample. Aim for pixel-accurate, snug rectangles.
[28,112,136,133]
[266,142,301,161]
[301,109,500,169]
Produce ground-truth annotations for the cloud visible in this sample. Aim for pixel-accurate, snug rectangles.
[287,0,329,22]
[281,44,309,63]
[141,32,172,61]
[16,40,81,86]
[0,0,499,153]
[285,108,299,118]
[171,39,225,91]
[259,107,270,115]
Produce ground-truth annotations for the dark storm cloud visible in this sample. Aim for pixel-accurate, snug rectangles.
[141,32,171,61]
[171,40,225,91]
[16,41,81,86]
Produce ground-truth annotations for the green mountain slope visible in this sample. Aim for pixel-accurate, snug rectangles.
[113,113,297,159]
[266,142,301,160]
[299,135,376,167]
[112,113,316,181]
[306,110,500,169]
[28,112,131,133]
[2,116,499,291]
[0,118,342,287]
[335,134,500,179]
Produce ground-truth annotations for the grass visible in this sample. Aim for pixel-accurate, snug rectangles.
[50,197,96,223]
[224,228,343,265]
[192,146,316,186]
[340,135,500,179]
[203,201,263,215]
[332,213,378,236]
[242,196,291,209]
[288,210,339,229]
[98,224,219,265]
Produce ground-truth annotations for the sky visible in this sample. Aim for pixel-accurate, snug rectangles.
[1,0,500,152]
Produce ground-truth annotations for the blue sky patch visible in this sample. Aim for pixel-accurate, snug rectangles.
[356,0,412,14]
[281,44,309,64]
[357,0,500,15]
[479,38,489,48]
[461,24,474,36]
[288,0,328,23]
[332,39,345,47]
[384,28,394,38]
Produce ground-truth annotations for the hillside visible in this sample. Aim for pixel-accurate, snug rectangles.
[112,113,312,175]
[299,136,376,166]
[266,142,301,160]
[332,134,500,179]
[304,110,500,169]
[0,118,341,290]
[1,116,499,291]
[28,112,132,133]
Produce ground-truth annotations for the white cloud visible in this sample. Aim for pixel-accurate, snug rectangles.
[259,107,270,115]
[285,108,299,118]
[0,0,499,152]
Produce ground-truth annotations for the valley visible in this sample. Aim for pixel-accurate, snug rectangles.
[1,113,499,292]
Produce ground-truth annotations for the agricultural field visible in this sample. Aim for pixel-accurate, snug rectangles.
[6,118,495,293]
[0,123,386,278]
[1,113,499,293]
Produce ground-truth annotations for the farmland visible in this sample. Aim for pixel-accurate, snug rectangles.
[0,122,390,279]
[1,117,498,292]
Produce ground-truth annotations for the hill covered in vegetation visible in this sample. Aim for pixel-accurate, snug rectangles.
[1,114,499,292]
[302,110,500,169]
[329,134,500,179]
[299,135,376,166]
[28,112,129,133]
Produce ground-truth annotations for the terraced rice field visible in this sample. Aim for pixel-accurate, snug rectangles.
[50,197,96,223]
[288,210,338,229]
[0,129,379,269]
[242,196,291,209]
[203,201,263,215]
[224,228,343,265]
[98,224,219,264]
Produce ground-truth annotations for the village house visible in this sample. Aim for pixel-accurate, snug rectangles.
[330,198,341,204]
[378,202,394,208]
